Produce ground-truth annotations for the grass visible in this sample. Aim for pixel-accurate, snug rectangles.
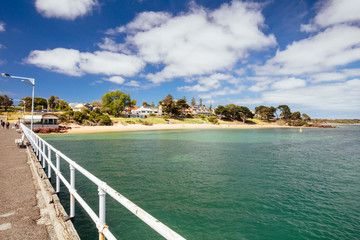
[111,117,209,125]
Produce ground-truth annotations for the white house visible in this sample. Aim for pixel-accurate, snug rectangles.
[70,103,87,112]
[131,106,158,118]
[21,114,59,128]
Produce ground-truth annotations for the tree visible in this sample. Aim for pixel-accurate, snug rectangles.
[191,97,196,106]
[34,97,47,110]
[214,105,226,119]
[278,105,292,121]
[238,106,254,123]
[142,101,151,107]
[302,113,311,121]
[255,105,276,120]
[199,98,203,106]
[291,111,301,120]
[101,91,136,117]
[0,95,13,111]
[176,98,189,114]
[151,101,155,108]
[183,96,187,103]
[159,94,180,116]
[22,97,33,110]
[58,100,70,111]
[48,95,59,111]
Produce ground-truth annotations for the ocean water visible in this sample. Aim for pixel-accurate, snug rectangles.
[42,126,360,240]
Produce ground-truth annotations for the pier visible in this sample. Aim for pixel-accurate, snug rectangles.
[1,124,185,239]
[0,127,79,240]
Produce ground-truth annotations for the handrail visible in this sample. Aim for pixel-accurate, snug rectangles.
[20,123,185,240]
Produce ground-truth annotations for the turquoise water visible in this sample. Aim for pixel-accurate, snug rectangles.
[42,126,360,239]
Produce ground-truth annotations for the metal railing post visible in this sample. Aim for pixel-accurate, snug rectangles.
[70,164,75,218]
[56,152,60,193]
[47,145,51,178]
[42,140,46,169]
[37,137,40,159]
[98,186,106,240]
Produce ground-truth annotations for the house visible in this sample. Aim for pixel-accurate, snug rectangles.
[21,114,59,128]
[184,105,212,116]
[132,106,159,118]
[69,103,87,112]
[124,106,159,118]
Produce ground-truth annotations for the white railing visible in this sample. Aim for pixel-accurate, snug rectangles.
[20,123,185,240]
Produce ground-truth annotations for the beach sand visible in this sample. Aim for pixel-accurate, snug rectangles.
[65,122,291,134]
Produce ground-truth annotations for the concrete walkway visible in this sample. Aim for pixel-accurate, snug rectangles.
[0,127,51,239]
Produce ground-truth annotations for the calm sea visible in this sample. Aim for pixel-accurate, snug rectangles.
[42,126,360,240]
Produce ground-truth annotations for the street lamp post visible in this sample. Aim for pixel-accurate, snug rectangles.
[20,100,25,124]
[2,73,35,131]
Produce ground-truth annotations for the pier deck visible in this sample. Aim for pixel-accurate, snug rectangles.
[0,127,51,239]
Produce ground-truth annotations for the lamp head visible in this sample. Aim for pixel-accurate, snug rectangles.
[1,73,11,77]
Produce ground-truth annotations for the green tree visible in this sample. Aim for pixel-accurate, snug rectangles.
[48,95,59,111]
[22,97,33,110]
[183,96,187,103]
[255,105,276,120]
[101,91,136,117]
[142,101,151,107]
[159,94,180,116]
[34,97,47,110]
[199,98,203,106]
[176,99,189,112]
[191,97,196,106]
[214,105,226,119]
[278,105,292,121]
[302,113,311,121]
[0,95,13,111]
[58,100,70,111]
[238,106,254,123]
[291,111,301,120]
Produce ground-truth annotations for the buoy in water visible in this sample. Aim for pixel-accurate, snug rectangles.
[299,128,302,133]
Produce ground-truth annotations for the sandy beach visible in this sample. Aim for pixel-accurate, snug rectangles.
[65,123,291,134]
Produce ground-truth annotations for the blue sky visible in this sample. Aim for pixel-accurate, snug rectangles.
[1,0,360,118]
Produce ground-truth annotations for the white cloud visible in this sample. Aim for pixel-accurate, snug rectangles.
[199,86,245,99]
[301,0,360,32]
[248,80,271,92]
[80,51,144,76]
[120,11,172,33]
[25,48,145,76]
[26,48,82,76]
[178,73,238,92]
[97,38,131,54]
[262,79,360,112]
[239,79,360,113]
[271,77,306,90]
[256,25,360,76]
[115,1,276,83]
[103,76,126,84]
[35,0,98,20]
[0,22,5,32]
[125,80,140,87]
[310,68,360,82]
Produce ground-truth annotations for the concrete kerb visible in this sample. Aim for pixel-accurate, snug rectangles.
[26,140,80,240]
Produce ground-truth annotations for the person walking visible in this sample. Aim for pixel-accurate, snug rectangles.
[1,120,5,129]
[6,121,10,129]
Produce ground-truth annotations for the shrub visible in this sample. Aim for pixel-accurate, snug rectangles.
[208,115,219,124]
[162,115,169,121]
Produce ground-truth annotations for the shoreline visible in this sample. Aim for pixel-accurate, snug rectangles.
[64,123,293,134]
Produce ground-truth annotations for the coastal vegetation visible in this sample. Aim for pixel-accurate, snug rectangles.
[2,92,359,128]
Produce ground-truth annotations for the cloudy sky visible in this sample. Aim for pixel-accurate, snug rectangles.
[1,0,360,118]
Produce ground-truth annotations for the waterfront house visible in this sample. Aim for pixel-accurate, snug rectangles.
[130,106,159,118]
[21,114,59,128]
